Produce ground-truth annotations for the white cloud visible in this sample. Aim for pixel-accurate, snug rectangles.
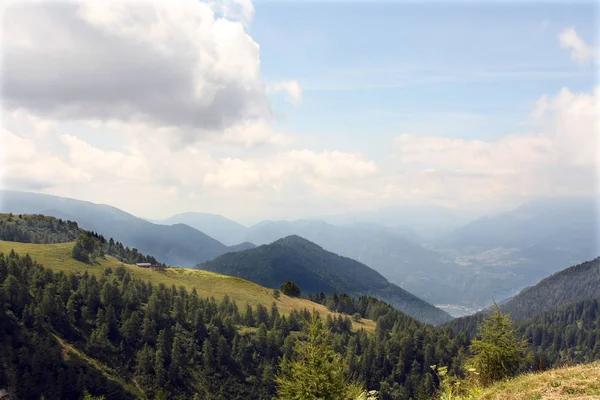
[268,80,303,106]
[0,128,90,190]
[559,28,596,64]
[1,0,273,144]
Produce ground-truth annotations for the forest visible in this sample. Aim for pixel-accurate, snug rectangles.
[1,216,599,399]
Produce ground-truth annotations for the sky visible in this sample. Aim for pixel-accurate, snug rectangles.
[0,0,598,224]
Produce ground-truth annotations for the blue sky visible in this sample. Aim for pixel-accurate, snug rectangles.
[253,1,596,156]
[0,0,597,221]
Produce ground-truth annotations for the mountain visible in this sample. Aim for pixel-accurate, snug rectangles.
[429,197,600,308]
[160,211,249,245]
[447,256,600,336]
[197,235,453,325]
[498,257,600,321]
[439,197,598,266]
[243,219,460,305]
[319,203,479,240]
[0,190,238,267]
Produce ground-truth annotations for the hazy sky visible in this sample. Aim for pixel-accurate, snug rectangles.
[0,0,597,223]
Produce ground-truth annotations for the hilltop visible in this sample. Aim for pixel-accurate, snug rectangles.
[198,235,453,325]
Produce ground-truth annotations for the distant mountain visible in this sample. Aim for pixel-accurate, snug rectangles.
[440,197,598,265]
[432,197,600,308]
[0,190,241,267]
[446,257,600,336]
[243,219,459,305]
[197,235,453,325]
[160,212,249,245]
[320,203,479,240]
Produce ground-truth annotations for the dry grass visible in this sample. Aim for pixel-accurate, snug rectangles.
[0,240,375,332]
[477,361,600,400]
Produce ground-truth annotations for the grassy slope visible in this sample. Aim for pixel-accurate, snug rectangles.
[477,361,600,400]
[0,240,375,332]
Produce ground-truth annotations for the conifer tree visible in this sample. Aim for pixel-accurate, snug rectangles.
[467,303,528,386]
[275,310,365,400]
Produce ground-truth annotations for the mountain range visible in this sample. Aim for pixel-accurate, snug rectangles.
[2,190,597,313]
[0,190,239,267]
[196,235,453,325]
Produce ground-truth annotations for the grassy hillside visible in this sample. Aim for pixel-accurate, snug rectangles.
[475,361,600,400]
[0,240,375,332]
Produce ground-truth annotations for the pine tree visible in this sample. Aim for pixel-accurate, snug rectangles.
[467,303,529,386]
[275,310,364,400]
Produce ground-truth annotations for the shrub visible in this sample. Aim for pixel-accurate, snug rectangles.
[280,281,301,297]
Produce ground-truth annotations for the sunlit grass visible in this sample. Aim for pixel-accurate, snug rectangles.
[476,361,600,400]
[0,240,375,332]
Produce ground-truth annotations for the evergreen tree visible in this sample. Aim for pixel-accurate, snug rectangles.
[275,310,364,400]
[467,303,529,386]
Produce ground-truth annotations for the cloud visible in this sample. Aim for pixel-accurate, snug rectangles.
[268,80,303,106]
[0,128,90,190]
[392,86,598,204]
[1,0,273,144]
[559,28,596,64]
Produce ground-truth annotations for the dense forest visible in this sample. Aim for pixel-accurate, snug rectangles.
[1,215,599,399]
[0,249,470,399]
[500,257,600,321]
[0,213,81,244]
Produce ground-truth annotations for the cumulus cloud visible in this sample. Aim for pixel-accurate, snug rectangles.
[1,0,272,144]
[392,86,598,204]
[268,80,303,106]
[559,28,596,64]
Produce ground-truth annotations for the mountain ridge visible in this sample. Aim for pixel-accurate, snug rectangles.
[197,234,453,325]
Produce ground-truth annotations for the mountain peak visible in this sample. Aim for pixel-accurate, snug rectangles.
[273,234,323,249]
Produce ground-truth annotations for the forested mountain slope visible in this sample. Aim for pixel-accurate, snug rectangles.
[198,235,453,325]
[447,256,600,336]
[243,220,458,305]
[500,257,600,321]
[0,247,466,400]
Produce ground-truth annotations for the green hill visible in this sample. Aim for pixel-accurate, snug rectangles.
[197,235,453,325]
[0,241,465,400]
[0,239,374,331]
[475,361,600,400]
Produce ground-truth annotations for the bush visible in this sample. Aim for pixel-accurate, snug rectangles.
[273,289,281,299]
[280,281,300,297]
